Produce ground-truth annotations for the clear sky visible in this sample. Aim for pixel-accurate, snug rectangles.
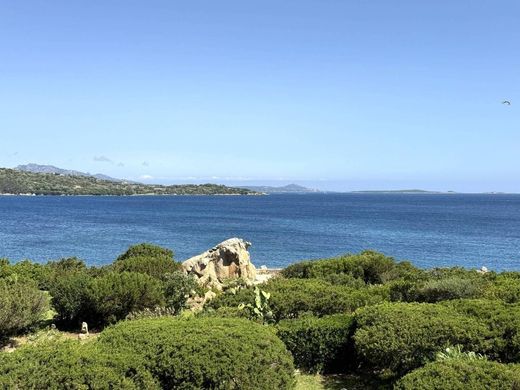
[0,1,518,192]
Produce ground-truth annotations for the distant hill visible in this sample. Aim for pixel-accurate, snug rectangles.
[15,164,131,183]
[0,168,258,196]
[238,184,320,194]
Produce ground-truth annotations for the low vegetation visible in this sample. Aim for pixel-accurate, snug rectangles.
[394,360,520,389]
[98,317,295,389]
[3,247,520,388]
[0,340,157,389]
[0,277,48,340]
[276,314,354,374]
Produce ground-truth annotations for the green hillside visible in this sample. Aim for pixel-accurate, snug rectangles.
[0,168,257,196]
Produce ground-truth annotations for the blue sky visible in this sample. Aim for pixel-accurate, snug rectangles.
[0,1,518,192]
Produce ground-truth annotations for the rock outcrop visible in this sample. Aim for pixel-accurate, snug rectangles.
[182,238,256,290]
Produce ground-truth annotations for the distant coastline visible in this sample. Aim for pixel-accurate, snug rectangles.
[237,183,320,194]
[0,167,259,196]
[350,189,455,194]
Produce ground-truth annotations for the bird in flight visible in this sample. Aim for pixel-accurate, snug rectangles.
[502,100,511,105]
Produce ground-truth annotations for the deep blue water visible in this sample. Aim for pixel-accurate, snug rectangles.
[0,194,520,270]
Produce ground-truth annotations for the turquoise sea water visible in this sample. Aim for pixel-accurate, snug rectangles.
[0,193,519,270]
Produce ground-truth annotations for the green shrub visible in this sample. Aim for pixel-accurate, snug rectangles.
[0,258,10,278]
[116,243,173,262]
[387,268,491,304]
[485,275,520,303]
[209,278,389,320]
[0,339,158,389]
[51,271,164,327]
[5,260,49,287]
[50,271,94,325]
[47,257,87,272]
[415,276,485,302]
[98,317,295,389]
[1,258,89,291]
[37,257,89,290]
[320,272,366,288]
[282,251,423,285]
[276,314,354,374]
[427,266,494,280]
[387,280,419,302]
[441,299,520,362]
[206,284,256,310]
[0,278,48,338]
[112,255,181,280]
[199,306,250,319]
[162,271,201,313]
[88,271,165,325]
[268,278,389,319]
[394,360,520,390]
[126,306,177,320]
[353,302,490,376]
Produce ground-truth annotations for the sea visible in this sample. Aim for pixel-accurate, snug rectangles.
[1,193,519,271]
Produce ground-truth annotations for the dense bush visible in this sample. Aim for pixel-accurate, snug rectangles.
[3,260,48,287]
[162,271,201,312]
[353,302,490,376]
[395,359,520,390]
[98,317,295,389]
[36,257,90,290]
[320,272,366,288]
[276,314,354,373]
[112,255,181,280]
[88,271,165,325]
[267,279,389,319]
[116,243,174,262]
[282,251,423,285]
[0,340,158,389]
[209,278,389,320]
[199,305,250,320]
[386,267,491,304]
[414,276,486,302]
[50,271,93,324]
[47,257,87,273]
[51,271,164,327]
[205,284,255,309]
[441,299,520,362]
[0,258,10,278]
[484,274,520,303]
[1,257,89,291]
[46,243,197,327]
[0,278,48,338]
[387,279,419,302]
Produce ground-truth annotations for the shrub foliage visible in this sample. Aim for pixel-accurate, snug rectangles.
[276,314,354,373]
[0,278,48,338]
[395,360,520,390]
[0,340,158,389]
[116,243,174,262]
[353,302,489,376]
[98,317,295,389]
[209,277,389,320]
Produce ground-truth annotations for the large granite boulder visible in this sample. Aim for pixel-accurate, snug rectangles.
[182,238,257,290]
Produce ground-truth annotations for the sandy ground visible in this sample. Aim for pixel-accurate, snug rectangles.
[1,330,99,353]
[255,267,282,284]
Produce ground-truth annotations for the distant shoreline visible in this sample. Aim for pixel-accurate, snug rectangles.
[0,192,518,197]
[0,193,264,197]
